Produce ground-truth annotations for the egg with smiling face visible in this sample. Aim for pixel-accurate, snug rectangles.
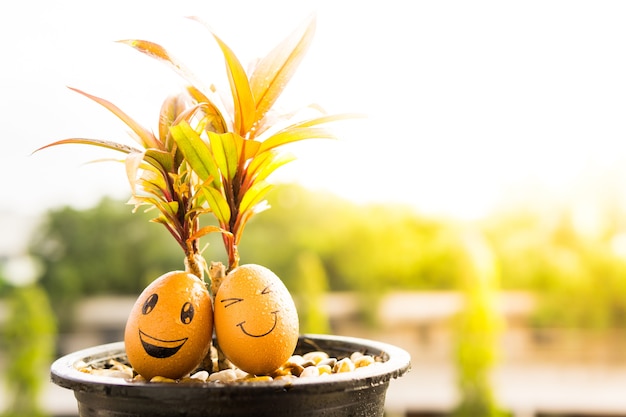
[214,264,299,375]
[124,271,213,380]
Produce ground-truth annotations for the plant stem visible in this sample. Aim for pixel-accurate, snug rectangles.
[185,252,206,281]
[208,261,225,297]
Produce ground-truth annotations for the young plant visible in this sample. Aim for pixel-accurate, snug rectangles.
[36,16,353,378]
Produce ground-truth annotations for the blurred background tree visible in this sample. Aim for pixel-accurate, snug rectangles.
[484,203,626,330]
[26,183,626,334]
[28,197,182,331]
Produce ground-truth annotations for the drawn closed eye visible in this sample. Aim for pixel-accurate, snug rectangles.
[221,297,243,308]
[261,285,272,295]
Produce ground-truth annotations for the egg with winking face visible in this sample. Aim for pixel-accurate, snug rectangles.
[214,264,299,375]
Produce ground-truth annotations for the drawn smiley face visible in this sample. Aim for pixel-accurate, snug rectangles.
[220,283,279,338]
[214,264,299,375]
[124,271,213,380]
[136,293,195,359]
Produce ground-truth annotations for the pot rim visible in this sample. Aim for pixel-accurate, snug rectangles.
[51,334,411,395]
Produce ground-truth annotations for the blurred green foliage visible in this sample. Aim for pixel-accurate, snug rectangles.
[452,232,506,417]
[240,185,462,292]
[0,283,56,417]
[484,205,626,329]
[291,251,331,334]
[26,183,626,331]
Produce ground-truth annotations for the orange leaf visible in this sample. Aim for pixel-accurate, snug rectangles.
[119,39,226,118]
[188,225,230,242]
[211,33,256,136]
[250,15,316,122]
[257,127,336,154]
[186,86,228,133]
[68,87,162,150]
[33,138,140,155]
[159,93,189,148]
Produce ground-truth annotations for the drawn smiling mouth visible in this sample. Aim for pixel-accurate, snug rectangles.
[237,311,278,338]
[139,330,188,359]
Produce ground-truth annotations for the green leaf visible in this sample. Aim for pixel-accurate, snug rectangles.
[163,201,179,217]
[139,173,169,199]
[208,132,240,182]
[131,195,180,229]
[127,152,170,196]
[169,122,222,188]
[145,149,175,173]
[149,212,183,243]
[245,151,295,190]
[239,180,273,218]
[202,186,231,225]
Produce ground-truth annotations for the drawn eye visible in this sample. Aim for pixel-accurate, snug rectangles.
[261,285,272,295]
[221,298,243,308]
[180,302,195,324]
[142,294,158,315]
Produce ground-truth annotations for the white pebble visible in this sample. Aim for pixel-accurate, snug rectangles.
[90,368,133,379]
[299,366,320,378]
[354,355,375,368]
[190,370,209,381]
[303,351,329,364]
[286,354,305,365]
[233,368,248,379]
[208,369,238,383]
[317,364,332,375]
[333,358,355,373]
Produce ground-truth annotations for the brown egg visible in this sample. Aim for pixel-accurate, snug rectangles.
[214,264,299,375]
[124,271,213,380]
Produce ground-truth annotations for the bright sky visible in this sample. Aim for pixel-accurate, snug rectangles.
[5,0,626,221]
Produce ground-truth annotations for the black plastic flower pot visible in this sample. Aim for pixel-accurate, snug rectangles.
[51,334,411,417]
